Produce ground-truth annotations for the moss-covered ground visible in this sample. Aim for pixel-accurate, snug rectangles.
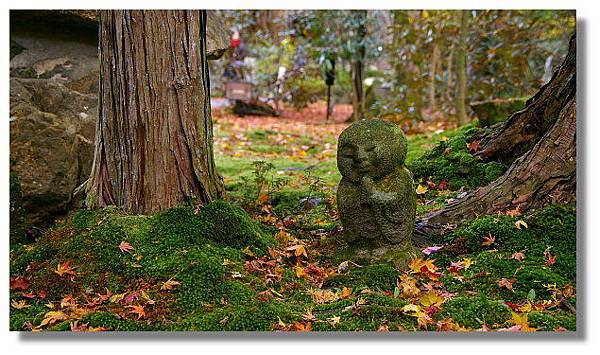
[10,114,576,332]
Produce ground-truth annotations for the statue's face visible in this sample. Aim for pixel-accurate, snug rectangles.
[337,120,407,183]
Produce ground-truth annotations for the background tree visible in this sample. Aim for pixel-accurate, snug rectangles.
[455,10,469,125]
[347,10,368,122]
[86,10,223,213]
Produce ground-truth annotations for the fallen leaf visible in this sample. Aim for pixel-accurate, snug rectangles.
[507,312,536,332]
[54,260,78,277]
[161,279,181,291]
[482,234,496,246]
[401,304,421,313]
[341,287,353,299]
[422,245,443,255]
[40,311,68,327]
[511,252,526,261]
[119,241,134,253]
[419,291,445,307]
[544,248,557,266]
[416,184,428,195]
[292,321,312,332]
[397,274,421,298]
[286,244,308,258]
[127,305,146,320]
[11,299,30,309]
[466,140,481,153]
[498,278,515,291]
[327,316,341,327]
[10,276,30,291]
[515,220,528,229]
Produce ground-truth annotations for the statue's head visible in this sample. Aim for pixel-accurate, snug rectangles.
[337,119,407,183]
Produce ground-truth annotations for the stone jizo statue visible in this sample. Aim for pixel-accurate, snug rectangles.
[337,119,416,247]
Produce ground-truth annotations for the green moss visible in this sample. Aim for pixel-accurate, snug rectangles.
[10,302,46,331]
[83,312,156,331]
[183,300,296,331]
[10,200,276,321]
[408,124,507,190]
[200,200,272,250]
[528,311,576,331]
[360,264,399,291]
[439,296,512,329]
[10,174,28,245]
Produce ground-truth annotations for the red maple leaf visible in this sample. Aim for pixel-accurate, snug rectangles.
[10,276,30,291]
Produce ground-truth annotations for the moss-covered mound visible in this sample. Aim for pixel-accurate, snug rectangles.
[10,201,576,332]
[10,200,295,331]
[408,125,506,190]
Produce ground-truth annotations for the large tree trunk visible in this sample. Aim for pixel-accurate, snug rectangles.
[86,10,223,214]
[419,33,576,229]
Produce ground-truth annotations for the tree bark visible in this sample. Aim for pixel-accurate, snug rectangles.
[86,10,223,214]
[419,33,576,230]
[455,10,469,125]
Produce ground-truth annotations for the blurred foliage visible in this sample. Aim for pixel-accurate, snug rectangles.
[211,10,574,124]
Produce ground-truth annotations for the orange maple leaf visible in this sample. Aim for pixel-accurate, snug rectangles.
[127,305,146,320]
[54,260,78,277]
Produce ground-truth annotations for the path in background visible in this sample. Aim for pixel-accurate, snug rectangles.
[211,98,353,124]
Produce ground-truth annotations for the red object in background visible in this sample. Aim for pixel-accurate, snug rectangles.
[231,38,241,48]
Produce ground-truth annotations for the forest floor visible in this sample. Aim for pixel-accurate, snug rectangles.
[10,105,576,332]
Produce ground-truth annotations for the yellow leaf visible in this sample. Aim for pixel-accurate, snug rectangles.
[416,184,428,195]
[11,299,30,309]
[295,266,308,278]
[327,316,341,327]
[222,259,235,266]
[242,246,256,257]
[515,220,528,229]
[140,290,155,305]
[419,291,445,307]
[509,312,537,332]
[309,289,340,304]
[401,304,421,313]
[109,292,126,304]
[398,274,421,298]
[40,311,68,327]
[161,279,181,291]
[462,258,475,269]
[287,244,308,258]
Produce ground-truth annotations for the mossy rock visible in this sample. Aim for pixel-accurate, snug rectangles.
[408,125,506,190]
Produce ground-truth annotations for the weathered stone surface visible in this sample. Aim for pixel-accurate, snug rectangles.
[10,10,230,60]
[336,119,416,251]
[10,78,96,229]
